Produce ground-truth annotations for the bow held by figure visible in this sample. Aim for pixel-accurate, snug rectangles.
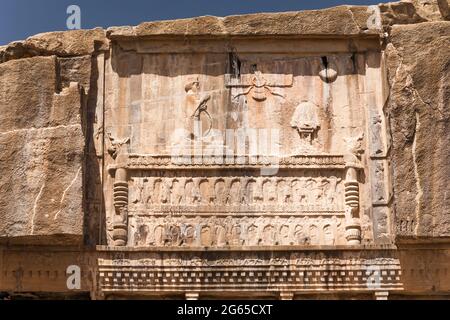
[193,94,211,119]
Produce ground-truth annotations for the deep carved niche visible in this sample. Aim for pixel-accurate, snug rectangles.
[102,45,390,248]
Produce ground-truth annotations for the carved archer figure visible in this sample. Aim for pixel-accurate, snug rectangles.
[185,78,213,138]
[192,94,212,137]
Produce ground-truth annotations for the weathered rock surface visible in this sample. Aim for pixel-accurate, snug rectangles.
[381,0,450,23]
[0,28,108,63]
[385,21,450,238]
[106,1,450,39]
[0,56,85,244]
[379,1,427,26]
[107,6,378,39]
[439,0,450,19]
[404,0,450,20]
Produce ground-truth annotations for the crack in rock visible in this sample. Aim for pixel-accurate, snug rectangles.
[30,184,45,235]
[53,166,82,220]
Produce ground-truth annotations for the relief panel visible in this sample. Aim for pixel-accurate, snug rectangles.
[128,174,344,213]
[103,46,390,248]
[129,215,346,247]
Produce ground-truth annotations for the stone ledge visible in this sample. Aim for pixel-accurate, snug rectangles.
[107,6,379,40]
[0,28,108,64]
[105,1,448,40]
[1,247,447,296]
[97,249,404,295]
[0,235,84,247]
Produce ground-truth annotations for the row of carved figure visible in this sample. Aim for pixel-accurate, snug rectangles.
[128,216,347,247]
[100,256,397,268]
[128,176,344,208]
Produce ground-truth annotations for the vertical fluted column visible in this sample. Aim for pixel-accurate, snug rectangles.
[113,167,128,246]
[344,166,362,245]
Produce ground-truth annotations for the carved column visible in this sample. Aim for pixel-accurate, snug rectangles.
[113,166,128,246]
[344,164,362,245]
[106,132,130,247]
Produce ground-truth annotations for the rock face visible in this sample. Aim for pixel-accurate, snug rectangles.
[0,29,107,63]
[386,21,450,238]
[0,31,108,245]
[107,6,378,38]
[0,57,85,244]
[0,1,449,299]
[404,0,450,20]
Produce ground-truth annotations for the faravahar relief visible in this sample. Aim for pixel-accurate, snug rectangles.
[233,71,286,102]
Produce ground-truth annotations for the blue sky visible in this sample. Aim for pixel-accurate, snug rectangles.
[0,0,388,45]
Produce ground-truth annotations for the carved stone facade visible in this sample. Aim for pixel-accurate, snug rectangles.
[102,46,388,251]
[0,1,449,300]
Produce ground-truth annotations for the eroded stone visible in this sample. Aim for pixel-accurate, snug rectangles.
[386,21,450,237]
[0,56,85,245]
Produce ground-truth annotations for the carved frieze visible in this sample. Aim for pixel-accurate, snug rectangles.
[128,215,346,247]
[128,175,344,211]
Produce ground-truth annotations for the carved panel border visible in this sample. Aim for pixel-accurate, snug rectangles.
[119,155,346,170]
[97,252,403,294]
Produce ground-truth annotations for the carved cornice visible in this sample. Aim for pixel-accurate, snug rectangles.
[97,249,403,294]
[108,154,347,172]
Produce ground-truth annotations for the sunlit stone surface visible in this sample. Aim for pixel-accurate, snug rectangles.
[0,0,449,300]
